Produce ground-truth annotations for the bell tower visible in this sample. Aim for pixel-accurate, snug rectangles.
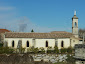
[72,11,78,38]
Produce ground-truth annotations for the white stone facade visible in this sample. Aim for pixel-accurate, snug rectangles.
[57,38,70,49]
[4,37,79,51]
[72,11,79,38]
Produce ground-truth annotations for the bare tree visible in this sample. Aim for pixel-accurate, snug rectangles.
[79,29,85,39]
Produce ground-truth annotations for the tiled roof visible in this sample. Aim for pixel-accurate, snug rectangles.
[0,29,10,33]
[5,31,74,38]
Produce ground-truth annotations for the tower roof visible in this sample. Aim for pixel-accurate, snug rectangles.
[72,15,78,19]
[72,11,78,19]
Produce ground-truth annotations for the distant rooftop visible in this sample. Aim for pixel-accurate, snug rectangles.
[0,29,10,33]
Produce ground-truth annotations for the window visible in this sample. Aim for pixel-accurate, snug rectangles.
[61,41,64,47]
[27,41,29,47]
[46,41,48,47]
[74,22,77,27]
[12,41,14,47]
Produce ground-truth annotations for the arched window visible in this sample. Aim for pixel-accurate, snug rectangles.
[12,40,14,47]
[17,40,22,48]
[27,41,29,47]
[46,41,48,47]
[61,41,64,47]
[74,22,77,27]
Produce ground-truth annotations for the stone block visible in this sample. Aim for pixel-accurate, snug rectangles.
[34,59,41,61]
[43,59,49,62]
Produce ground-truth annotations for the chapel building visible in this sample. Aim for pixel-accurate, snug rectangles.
[3,11,82,51]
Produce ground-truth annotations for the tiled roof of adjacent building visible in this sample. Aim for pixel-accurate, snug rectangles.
[5,31,74,38]
[0,29,10,33]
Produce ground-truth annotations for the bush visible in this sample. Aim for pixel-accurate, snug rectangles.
[47,50,54,53]
[39,47,45,54]
[60,47,74,54]
[61,48,67,53]
[66,47,74,53]
[54,46,59,53]
[0,43,3,47]
[47,46,55,53]
[0,47,14,54]
[27,47,39,54]
[47,46,59,54]
[66,55,75,64]
[20,47,25,53]
[67,47,73,53]
[33,47,39,53]
[47,46,52,50]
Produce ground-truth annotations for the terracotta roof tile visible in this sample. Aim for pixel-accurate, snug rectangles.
[0,29,10,33]
[5,31,74,38]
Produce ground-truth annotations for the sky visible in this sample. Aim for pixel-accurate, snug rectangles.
[0,0,85,32]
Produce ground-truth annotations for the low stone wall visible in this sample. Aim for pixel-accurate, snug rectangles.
[75,44,85,59]
[75,61,85,64]
[0,54,52,64]
[30,54,69,63]
[74,44,85,64]
[0,54,73,64]
[0,54,34,64]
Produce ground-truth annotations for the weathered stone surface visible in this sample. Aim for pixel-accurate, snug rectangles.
[75,44,85,48]
[75,44,85,60]
[30,54,68,63]
[0,54,74,64]
[0,54,34,64]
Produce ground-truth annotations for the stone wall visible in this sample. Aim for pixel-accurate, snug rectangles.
[74,44,85,64]
[75,61,85,64]
[30,54,69,63]
[0,54,52,64]
[0,54,73,64]
[74,44,85,59]
[0,54,34,64]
